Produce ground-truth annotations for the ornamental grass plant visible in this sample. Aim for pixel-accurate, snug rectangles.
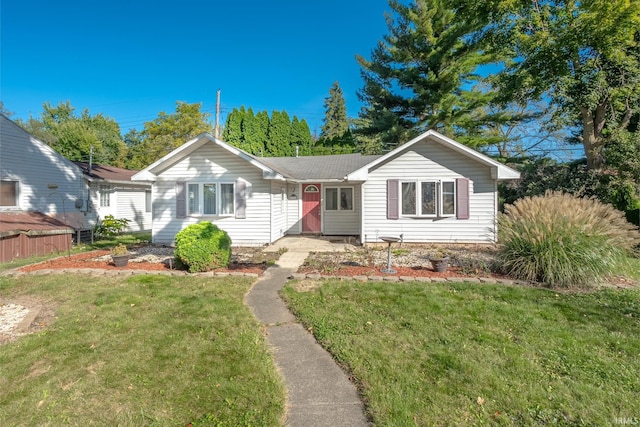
[497,191,640,288]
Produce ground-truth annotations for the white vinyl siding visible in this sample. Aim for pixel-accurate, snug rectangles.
[285,183,301,235]
[114,186,153,232]
[362,140,497,244]
[271,182,288,241]
[150,142,270,246]
[0,116,93,222]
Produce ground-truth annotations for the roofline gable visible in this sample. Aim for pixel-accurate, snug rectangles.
[131,133,283,181]
[1,114,86,178]
[346,129,520,181]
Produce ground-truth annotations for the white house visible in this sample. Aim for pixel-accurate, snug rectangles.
[74,162,152,232]
[1,114,150,240]
[0,114,93,226]
[132,130,519,246]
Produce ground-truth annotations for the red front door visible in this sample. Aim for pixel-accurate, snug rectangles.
[302,184,321,233]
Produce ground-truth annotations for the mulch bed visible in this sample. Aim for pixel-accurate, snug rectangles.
[18,250,268,275]
[17,248,506,279]
[298,265,503,279]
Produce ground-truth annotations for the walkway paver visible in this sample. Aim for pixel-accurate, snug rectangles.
[245,245,369,427]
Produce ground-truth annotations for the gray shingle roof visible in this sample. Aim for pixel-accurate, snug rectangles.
[256,153,381,180]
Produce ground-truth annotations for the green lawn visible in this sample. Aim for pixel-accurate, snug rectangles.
[0,274,285,426]
[282,280,640,426]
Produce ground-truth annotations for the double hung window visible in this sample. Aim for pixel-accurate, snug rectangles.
[187,182,234,216]
[99,185,111,207]
[400,180,455,217]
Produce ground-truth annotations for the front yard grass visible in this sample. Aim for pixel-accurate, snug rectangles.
[282,280,640,426]
[0,274,285,426]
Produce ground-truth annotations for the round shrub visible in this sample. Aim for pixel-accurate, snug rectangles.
[497,191,640,288]
[174,222,231,273]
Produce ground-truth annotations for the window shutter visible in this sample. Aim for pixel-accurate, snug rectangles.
[176,181,186,219]
[387,179,399,220]
[235,179,246,219]
[456,178,470,220]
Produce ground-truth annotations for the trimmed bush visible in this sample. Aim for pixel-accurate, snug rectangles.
[497,191,640,288]
[174,222,231,273]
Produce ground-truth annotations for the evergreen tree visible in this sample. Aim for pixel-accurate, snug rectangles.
[266,110,293,156]
[356,0,501,150]
[290,116,314,156]
[241,108,269,155]
[321,81,349,140]
[222,106,246,147]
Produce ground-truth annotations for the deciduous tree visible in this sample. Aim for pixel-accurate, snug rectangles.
[490,0,640,169]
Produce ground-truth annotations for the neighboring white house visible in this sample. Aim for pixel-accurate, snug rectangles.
[132,130,520,246]
[74,162,152,232]
[0,114,93,226]
[0,114,150,239]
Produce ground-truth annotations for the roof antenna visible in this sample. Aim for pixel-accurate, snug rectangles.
[89,146,93,172]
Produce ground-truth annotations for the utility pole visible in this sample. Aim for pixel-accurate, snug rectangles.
[215,89,221,139]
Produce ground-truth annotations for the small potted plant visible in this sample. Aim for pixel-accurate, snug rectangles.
[111,243,130,267]
[428,248,450,273]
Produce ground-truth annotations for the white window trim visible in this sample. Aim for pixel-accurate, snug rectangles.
[99,184,111,207]
[186,181,235,217]
[0,179,20,209]
[400,180,456,218]
[145,190,152,213]
[324,186,354,212]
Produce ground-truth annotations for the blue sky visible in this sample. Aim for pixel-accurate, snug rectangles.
[1,0,392,135]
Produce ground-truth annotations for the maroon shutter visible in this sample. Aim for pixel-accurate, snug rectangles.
[456,178,470,220]
[387,179,399,220]
[235,179,246,219]
[176,181,186,218]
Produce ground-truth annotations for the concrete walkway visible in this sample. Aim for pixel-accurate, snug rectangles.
[245,237,369,427]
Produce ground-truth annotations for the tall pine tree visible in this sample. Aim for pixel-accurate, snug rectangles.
[356,0,500,150]
[320,81,349,139]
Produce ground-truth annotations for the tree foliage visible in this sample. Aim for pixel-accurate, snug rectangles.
[126,101,212,169]
[242,108,269,155]
[321,81,349,140]
[489,0,640,170]
[267,110,293,156]
[223,106,247,148]
[18,101,127,166]
[290,116,314,156]
[356,0,503,150]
